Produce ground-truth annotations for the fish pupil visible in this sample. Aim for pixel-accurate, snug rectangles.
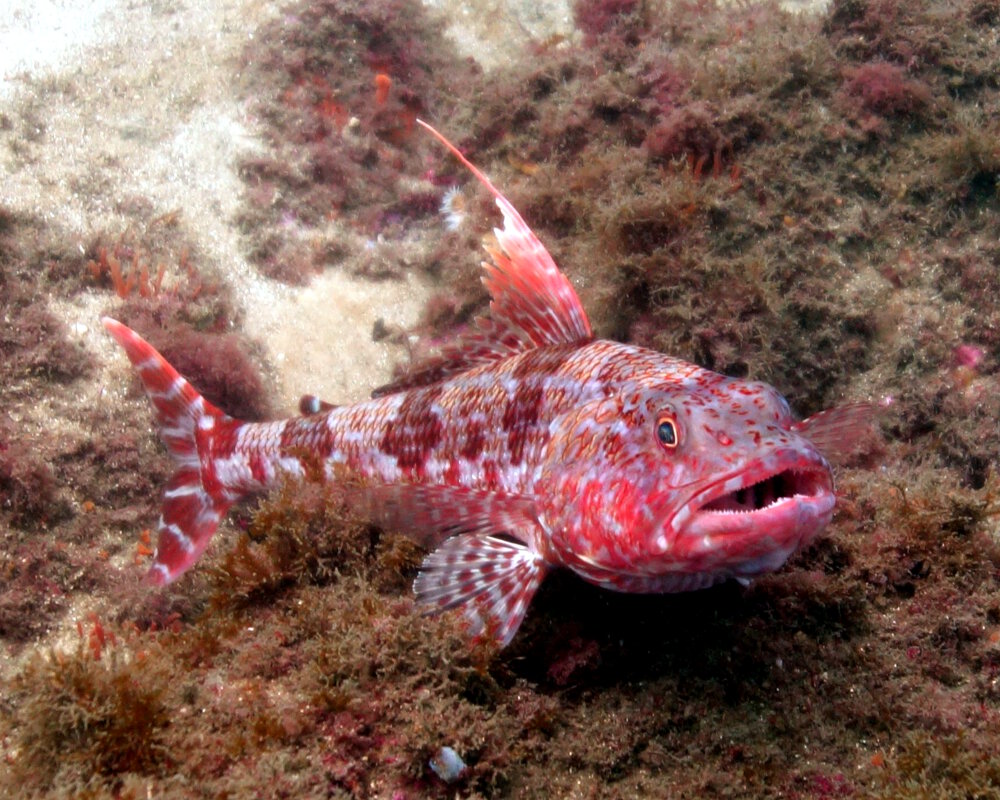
[657,420,676,447]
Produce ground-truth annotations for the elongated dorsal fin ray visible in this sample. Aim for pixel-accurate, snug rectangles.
[373,121,593,397]
[415,533,548,647]
[418,120,591,341]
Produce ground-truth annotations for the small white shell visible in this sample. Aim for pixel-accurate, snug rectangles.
[429,745,466,783]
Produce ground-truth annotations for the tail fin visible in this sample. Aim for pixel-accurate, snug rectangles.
[102,318,237,585]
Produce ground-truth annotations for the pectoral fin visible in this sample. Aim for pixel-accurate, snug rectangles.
[414,533,548,647]
[793,402,876,464]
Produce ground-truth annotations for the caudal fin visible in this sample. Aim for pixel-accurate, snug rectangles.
[102,318,237,585]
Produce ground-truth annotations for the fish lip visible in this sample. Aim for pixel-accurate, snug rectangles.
[680,454,835,538]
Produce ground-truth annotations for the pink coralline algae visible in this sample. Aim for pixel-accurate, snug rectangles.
[954,344,985,371]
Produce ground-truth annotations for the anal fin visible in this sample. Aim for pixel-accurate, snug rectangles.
[414,534,547,647]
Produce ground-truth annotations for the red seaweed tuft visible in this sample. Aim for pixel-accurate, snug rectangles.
[643,101,724,164]
[574,0,642,42]
[841,61,932,117]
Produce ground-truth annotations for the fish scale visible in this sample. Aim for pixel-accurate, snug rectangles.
[104,120,871,647]
[253,344,608,491]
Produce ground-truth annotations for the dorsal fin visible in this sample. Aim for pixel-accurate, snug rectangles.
[373,120,593,397]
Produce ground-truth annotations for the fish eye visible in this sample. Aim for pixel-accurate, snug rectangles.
[656,415,678,449]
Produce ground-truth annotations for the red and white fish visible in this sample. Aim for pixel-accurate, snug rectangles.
[103,121,870,647]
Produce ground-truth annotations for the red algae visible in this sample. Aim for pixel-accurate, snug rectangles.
[236,0,475,284]
[841,61,933,117]
[135,325,272,423]
[643,100,725,163]
[573,0,644,44]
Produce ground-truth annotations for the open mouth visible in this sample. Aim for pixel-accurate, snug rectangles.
[666,461,836,576]
[696,467,831,515]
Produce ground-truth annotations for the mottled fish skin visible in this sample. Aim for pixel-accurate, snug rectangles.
[103,121,870,647]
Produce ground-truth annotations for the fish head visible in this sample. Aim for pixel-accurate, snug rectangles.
[540,367,836,587]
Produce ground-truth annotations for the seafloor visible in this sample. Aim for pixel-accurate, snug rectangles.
[2,0,1000,797]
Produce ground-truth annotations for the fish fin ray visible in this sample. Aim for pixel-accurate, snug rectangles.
[372,121,593,397]
[151,470,233,584]
[102,317,238,584]
[414,533,547,647]
[793,402,876,464]
[419,119,592,346]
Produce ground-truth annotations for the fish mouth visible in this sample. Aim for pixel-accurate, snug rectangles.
[697,467,831,515]
[682,458,835,547]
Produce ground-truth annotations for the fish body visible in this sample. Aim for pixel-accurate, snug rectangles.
[104,121,869,646]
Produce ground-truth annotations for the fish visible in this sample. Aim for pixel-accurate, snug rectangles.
[103,120,872,647]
